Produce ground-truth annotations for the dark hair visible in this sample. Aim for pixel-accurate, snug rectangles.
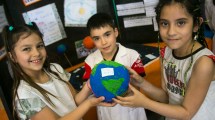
[1,22,68,117]
[87,12,116,34]
[155,0,207,47]
[213,0,215,5]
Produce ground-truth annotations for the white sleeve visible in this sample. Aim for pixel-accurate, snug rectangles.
[16,97,46,119]
[16,85,46,120]
[127,48,140,65]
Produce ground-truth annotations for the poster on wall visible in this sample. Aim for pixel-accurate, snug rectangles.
[22,3,67,46]
[0,6,9,32]
[23,0,41,6]
[75,40,96,58]
[64,0,97,27]
[144,0,159,31]
[116,2,145,16]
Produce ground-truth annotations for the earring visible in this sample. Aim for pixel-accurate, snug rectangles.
[158,33,160,42]
[194,34,198,41]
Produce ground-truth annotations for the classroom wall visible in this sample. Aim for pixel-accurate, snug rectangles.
[1,0,113,68]
[1,0,158,68]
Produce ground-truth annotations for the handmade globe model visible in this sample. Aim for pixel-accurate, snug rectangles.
[90,61,130,102]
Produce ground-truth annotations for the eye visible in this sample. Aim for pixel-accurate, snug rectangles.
[159,21,168,27]
[177,20,186,27]
[105,32,111,37]
[22,47,31,51]
[92,37,99,41]
[37,43,45,49]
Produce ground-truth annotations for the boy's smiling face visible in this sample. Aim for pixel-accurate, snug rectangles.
[90,25,118,59]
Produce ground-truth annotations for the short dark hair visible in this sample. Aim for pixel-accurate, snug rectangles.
[87,12,116,34]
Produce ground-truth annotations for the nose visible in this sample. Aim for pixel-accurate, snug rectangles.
[101,37,107,45]
[167,24,176,36]
[32,48,40,57]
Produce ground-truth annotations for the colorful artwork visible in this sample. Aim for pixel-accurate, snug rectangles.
[64,0,97,27]
[90,61,130,102]
[22,3,66,46]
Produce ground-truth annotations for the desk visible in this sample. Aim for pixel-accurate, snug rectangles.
[0,99,9,120]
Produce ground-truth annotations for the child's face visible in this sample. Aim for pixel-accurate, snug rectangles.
[90,25,118,55]
[12,33,47,75]
[159,3,197,51]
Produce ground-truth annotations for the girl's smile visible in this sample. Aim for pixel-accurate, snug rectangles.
[13,33,46,74]
[159,3,195,56]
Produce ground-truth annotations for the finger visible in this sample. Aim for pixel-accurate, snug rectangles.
[86,79,92,90]
[97,96,105,102]
[129,84,139,93]
[99,101,117,107]
[115,95,133,102]
[112,98,132,107]
[112,98,121,103]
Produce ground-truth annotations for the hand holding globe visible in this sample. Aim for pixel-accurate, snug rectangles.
[90,61,130,102]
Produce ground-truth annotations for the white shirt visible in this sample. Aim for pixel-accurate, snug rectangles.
[162,46,215,120]
[84,43,147,120]
[16,63,77,119]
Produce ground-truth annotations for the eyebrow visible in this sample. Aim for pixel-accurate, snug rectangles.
[159,18,188,21]
[20,41,44,47]
[104,31,111,34]
[91,30,112,39]
[176,18,188,21]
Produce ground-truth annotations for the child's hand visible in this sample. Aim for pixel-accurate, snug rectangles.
[125,67,144,87]
[113,84,149,108]
[87,96,116,107]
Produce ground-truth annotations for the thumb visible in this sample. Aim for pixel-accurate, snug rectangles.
[129,84,138,93]
[87,79,92,90]
[97,96,105,102]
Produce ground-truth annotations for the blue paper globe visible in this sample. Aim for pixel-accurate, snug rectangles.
[90,61,130,102]
[57,44,66,54]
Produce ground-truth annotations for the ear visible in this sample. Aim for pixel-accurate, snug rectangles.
[114,28,119,38]
[8,52,16,62]
[193,17,203,32]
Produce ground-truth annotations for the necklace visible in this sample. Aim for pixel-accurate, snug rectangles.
[182,41,196,96]
[159,41,196,96]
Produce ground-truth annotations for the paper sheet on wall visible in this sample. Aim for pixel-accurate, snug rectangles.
[64,0,97,27]
[116,2,145,16]
[117,7,145,16]
[143,0,159,7]
[22,3,66,46]
[144,0,158,17]
[123,15,152,28]
[116,2,144,11]
[0,6,9,32]
[145,7,156,17]
[75,40,96,58]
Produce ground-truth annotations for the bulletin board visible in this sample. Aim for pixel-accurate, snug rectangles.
[2,0,159,68]
[3,0,114,68]
[111,0,159,44]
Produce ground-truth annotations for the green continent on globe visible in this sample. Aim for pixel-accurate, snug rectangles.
[102,78,124,95]
[91,60,123,75]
